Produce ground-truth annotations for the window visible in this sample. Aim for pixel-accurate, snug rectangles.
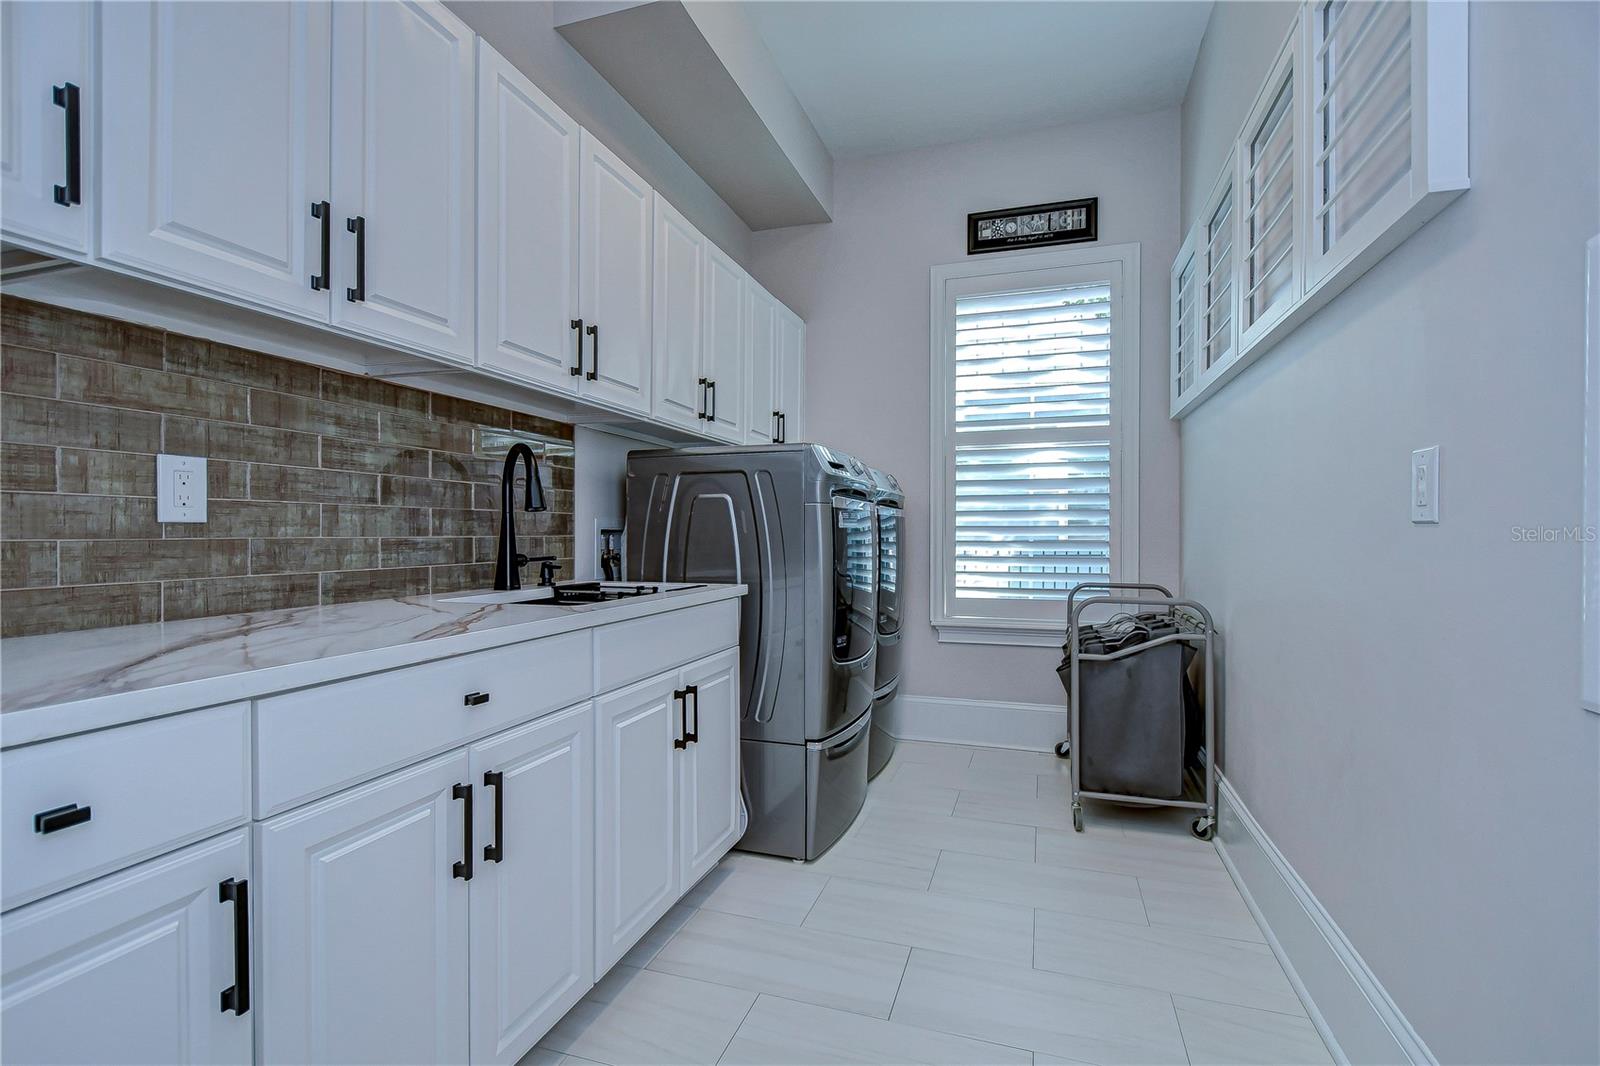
[1169,0,1466,418]
[930,244,1140,645]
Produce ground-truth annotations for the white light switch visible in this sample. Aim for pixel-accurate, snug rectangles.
[157,454,207,523]
[1410,445,1439,523]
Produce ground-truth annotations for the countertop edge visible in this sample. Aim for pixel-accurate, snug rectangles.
[0,584,746,749]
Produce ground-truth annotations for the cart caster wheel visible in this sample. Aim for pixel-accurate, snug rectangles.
[1072,805,1084,832]
[1055,740,1071,759]
[1190,816,1215,841]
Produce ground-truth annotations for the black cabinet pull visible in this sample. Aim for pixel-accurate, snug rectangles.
[310,201,331,291]
[218,878,251,1016]
[51,82,80,207]
[772,410,781,442]
[570,319,584,376]
[452,783,473,881]
[33,803,90,834]
[463,691,490,707]
[673,688,688,749]
[483,770,504,863]
[585,323,599,380]
[345,215,365,302]
[696,378,709,420]
[706,381,716,423]
[778,412,787,443]
[684,684,699,744]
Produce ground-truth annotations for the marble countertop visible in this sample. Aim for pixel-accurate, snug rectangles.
[0,583,745,748]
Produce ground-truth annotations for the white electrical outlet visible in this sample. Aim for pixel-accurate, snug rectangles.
[1410,445,1439,524]
[157,454,207,523]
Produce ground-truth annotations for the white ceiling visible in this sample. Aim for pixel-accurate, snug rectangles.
[741,1,1213,160]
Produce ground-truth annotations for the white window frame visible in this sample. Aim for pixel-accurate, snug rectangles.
[1170,0,1467,419]
[1238,33,1304,354]
[929,242,1141,647]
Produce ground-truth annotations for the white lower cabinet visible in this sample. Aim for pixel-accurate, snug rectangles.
[468,702,594,1065]
[595,649,742,970]
[256,750,471,1065]
[678,648,742,888]
[594,671,682,972]
[1,829,253,1065]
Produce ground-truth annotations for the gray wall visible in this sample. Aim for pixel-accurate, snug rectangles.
[750,108,1183,708]
[448,0,755,266]
[1180,4,1600,1062]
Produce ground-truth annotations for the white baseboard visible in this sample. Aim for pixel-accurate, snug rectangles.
[883,694,1064,751]
[1216,777,1436,1066]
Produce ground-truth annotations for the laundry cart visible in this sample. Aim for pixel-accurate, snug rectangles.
[1055,582,1217,840]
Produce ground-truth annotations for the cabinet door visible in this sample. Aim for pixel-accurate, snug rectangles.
[579,130,653,414]
[257,750,470,1065]
[702,244,748,443]
[476,39,581,393]
[776,305,805,443]
[331,0,475,363]
[100,1,332,319]
[0,1,93,254]
[594,672,679,972]
[744,282,780,444]
[678,648,742,889]
[1,830,252,1066]
[651,193,707,433]
[469,703,595,1065]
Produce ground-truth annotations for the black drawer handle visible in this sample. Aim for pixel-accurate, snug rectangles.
[310,201,331,290]
[452,783,473,881]
[673,688,688,749]
[570,318,584,375]
[684,683,699,744]
[464,691,490,707]
[483,770,504,863]
[585,323,599,380]
[34,803,91,834]
[346,215,365,302]
[219,878,251,1015]
[697,378,709,420]
[52,82,80,207]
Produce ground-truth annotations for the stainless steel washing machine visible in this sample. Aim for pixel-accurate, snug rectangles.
[626,443,877,860]
[866,467,903,779]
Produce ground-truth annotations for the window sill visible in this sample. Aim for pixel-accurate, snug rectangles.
[933,623,1068,649]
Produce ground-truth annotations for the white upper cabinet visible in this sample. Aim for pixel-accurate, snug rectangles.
[1,831,253,1066]
[331,0,476,363]
[579,130,654,414]
[468,702,595,1066]
[744,281,780,444]
[0,1,93,255]
[257,750,471,1066]
[100,1,332,320]
[651,193,708,433]
[476,39,582,392]
[775,303,805,443]
[702,243,748,443]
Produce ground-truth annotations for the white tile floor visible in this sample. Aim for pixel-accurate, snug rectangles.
[529,740,1334,1066]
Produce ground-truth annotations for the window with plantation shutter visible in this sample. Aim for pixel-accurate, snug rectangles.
[931,245,1140,645]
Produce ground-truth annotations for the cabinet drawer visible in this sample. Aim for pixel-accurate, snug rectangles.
[592,600,738,695]
[1,703,251,912]
[255,631,593,817]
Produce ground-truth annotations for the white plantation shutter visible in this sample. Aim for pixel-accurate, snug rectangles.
[1245,69,1296,330]
[951,281,1113,602]
[1312,0,1413,255]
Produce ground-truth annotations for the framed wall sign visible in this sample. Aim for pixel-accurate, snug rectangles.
[967,197,1098,255]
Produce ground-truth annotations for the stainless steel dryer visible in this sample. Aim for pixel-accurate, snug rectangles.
[867,467,903,779]
[625,444,878,860]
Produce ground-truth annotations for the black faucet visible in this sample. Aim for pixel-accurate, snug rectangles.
[493,443,547,591]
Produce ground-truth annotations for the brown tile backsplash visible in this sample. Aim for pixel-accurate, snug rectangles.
[0,296,576,637]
